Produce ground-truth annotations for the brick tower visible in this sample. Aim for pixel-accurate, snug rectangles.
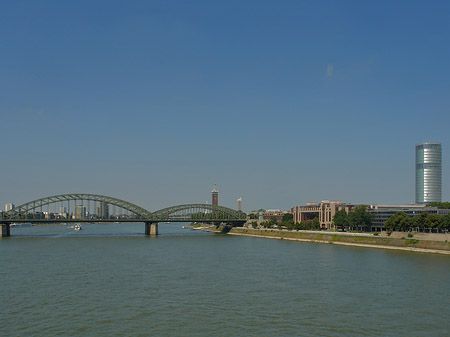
[212,184,218,206]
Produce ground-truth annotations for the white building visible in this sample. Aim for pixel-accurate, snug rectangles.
[4,203,15,212]
[237,197,242,211]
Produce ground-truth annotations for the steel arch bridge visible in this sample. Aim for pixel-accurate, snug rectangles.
[0,193,246,236]
[2,194,153,220]
[152,204,246,222]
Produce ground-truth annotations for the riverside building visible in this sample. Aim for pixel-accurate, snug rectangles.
[263,210,290,222]
[369,204,450,231]
[292,201,356,230]
[416,142,442,203]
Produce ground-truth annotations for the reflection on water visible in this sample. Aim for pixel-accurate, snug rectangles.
[1,223,449,336]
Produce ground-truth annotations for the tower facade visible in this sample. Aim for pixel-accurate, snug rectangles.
[4,203,15,212]
[212,185,218,206]
[96,201,109,219]
[237,197,242,211]
[416,142,442,204]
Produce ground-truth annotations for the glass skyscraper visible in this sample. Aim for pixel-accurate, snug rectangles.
[415,142,442,204]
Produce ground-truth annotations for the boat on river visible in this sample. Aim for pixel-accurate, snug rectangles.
[74,224,82,231]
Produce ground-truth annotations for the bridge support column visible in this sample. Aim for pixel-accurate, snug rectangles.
[145,222,158,236]
[1,224,10,237]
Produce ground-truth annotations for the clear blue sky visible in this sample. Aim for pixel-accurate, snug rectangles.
[1,0,449,211]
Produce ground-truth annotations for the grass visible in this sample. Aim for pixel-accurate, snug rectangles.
[406,239,419,245]
[230,228,448,252]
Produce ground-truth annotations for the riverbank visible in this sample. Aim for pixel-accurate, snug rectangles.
[224,228,450,255]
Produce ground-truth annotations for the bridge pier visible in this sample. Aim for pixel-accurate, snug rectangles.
[1,223,11,237]
[145,222,158,236]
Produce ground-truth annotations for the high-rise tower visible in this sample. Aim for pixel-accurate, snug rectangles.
[237,197,242,211]
[212,185,218,206]
[415,142,442,204]
[4,203,15,212]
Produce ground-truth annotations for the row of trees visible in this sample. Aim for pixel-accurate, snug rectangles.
[250,203,450,233]
[384,211,450,231]
[332,206,374,232]
[426,202,450,209]
[253,213,321,231]
[255,207,374,232]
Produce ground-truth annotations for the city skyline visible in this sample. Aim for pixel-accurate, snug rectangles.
[1,1,450,211]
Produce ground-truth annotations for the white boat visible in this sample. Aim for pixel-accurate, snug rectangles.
[74,224,82,231]
[11,223,33,227]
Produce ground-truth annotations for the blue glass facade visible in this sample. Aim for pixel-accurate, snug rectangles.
[415,143,442,203]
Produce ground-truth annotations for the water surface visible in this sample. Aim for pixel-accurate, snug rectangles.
[1,223,449,336]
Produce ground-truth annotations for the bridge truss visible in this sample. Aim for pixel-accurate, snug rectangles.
[0,194,246,225]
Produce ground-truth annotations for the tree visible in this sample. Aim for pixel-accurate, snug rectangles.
[439,215,450,231]
[333,210,349,230]
[426,202,450,209]
[398,214,413,231]
[428,214,441,230]
[384,212,407,231]
[348,205,373,232]
[412,212,430,229]
[310,217,321,230]
[282,213,293,222]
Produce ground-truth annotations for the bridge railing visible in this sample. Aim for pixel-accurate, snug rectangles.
[1,196,247,223]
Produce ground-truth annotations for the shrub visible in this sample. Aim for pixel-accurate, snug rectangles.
[405,239,419,245]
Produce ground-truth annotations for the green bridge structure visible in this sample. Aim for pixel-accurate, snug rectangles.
[0,194,247,237]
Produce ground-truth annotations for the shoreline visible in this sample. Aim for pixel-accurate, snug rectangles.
[225,228,450,255]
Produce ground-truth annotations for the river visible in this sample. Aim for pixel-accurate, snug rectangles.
[1,223,449,336]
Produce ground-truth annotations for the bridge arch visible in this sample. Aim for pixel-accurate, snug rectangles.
[4,194,152,220]
[151,204,246,222]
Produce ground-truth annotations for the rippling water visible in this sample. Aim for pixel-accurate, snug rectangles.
[1,223,449,336]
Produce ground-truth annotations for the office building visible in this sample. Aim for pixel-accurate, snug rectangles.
[4,203,15,212]
[292,200,356,230]
[263,210,289,222]
[212,185,218,206]
[369,204,450,230]
[237,197,242,211]
[75,205,86,219]
[96,202,109,219]
[416,142,442,203]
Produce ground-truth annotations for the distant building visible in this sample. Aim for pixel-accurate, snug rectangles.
[75,205,86,219]
[369,204,450,230]
[212,185,218,206]
[96,202,109,219]
[4,203,15,212]
[237,198,242,211]
[416,142,442,203]
[292,201,356,230]
[263,210,289,222]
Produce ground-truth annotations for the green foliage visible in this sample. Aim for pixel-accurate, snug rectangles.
[260,221,273,228]
[348,206,373,232]
[248,213,258,219]
[426,202,450,209]
[333,210,349,229]
[282,213,293,222]
[384,212,412,232]
[310,217,321,230]
[385,211,450,232]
